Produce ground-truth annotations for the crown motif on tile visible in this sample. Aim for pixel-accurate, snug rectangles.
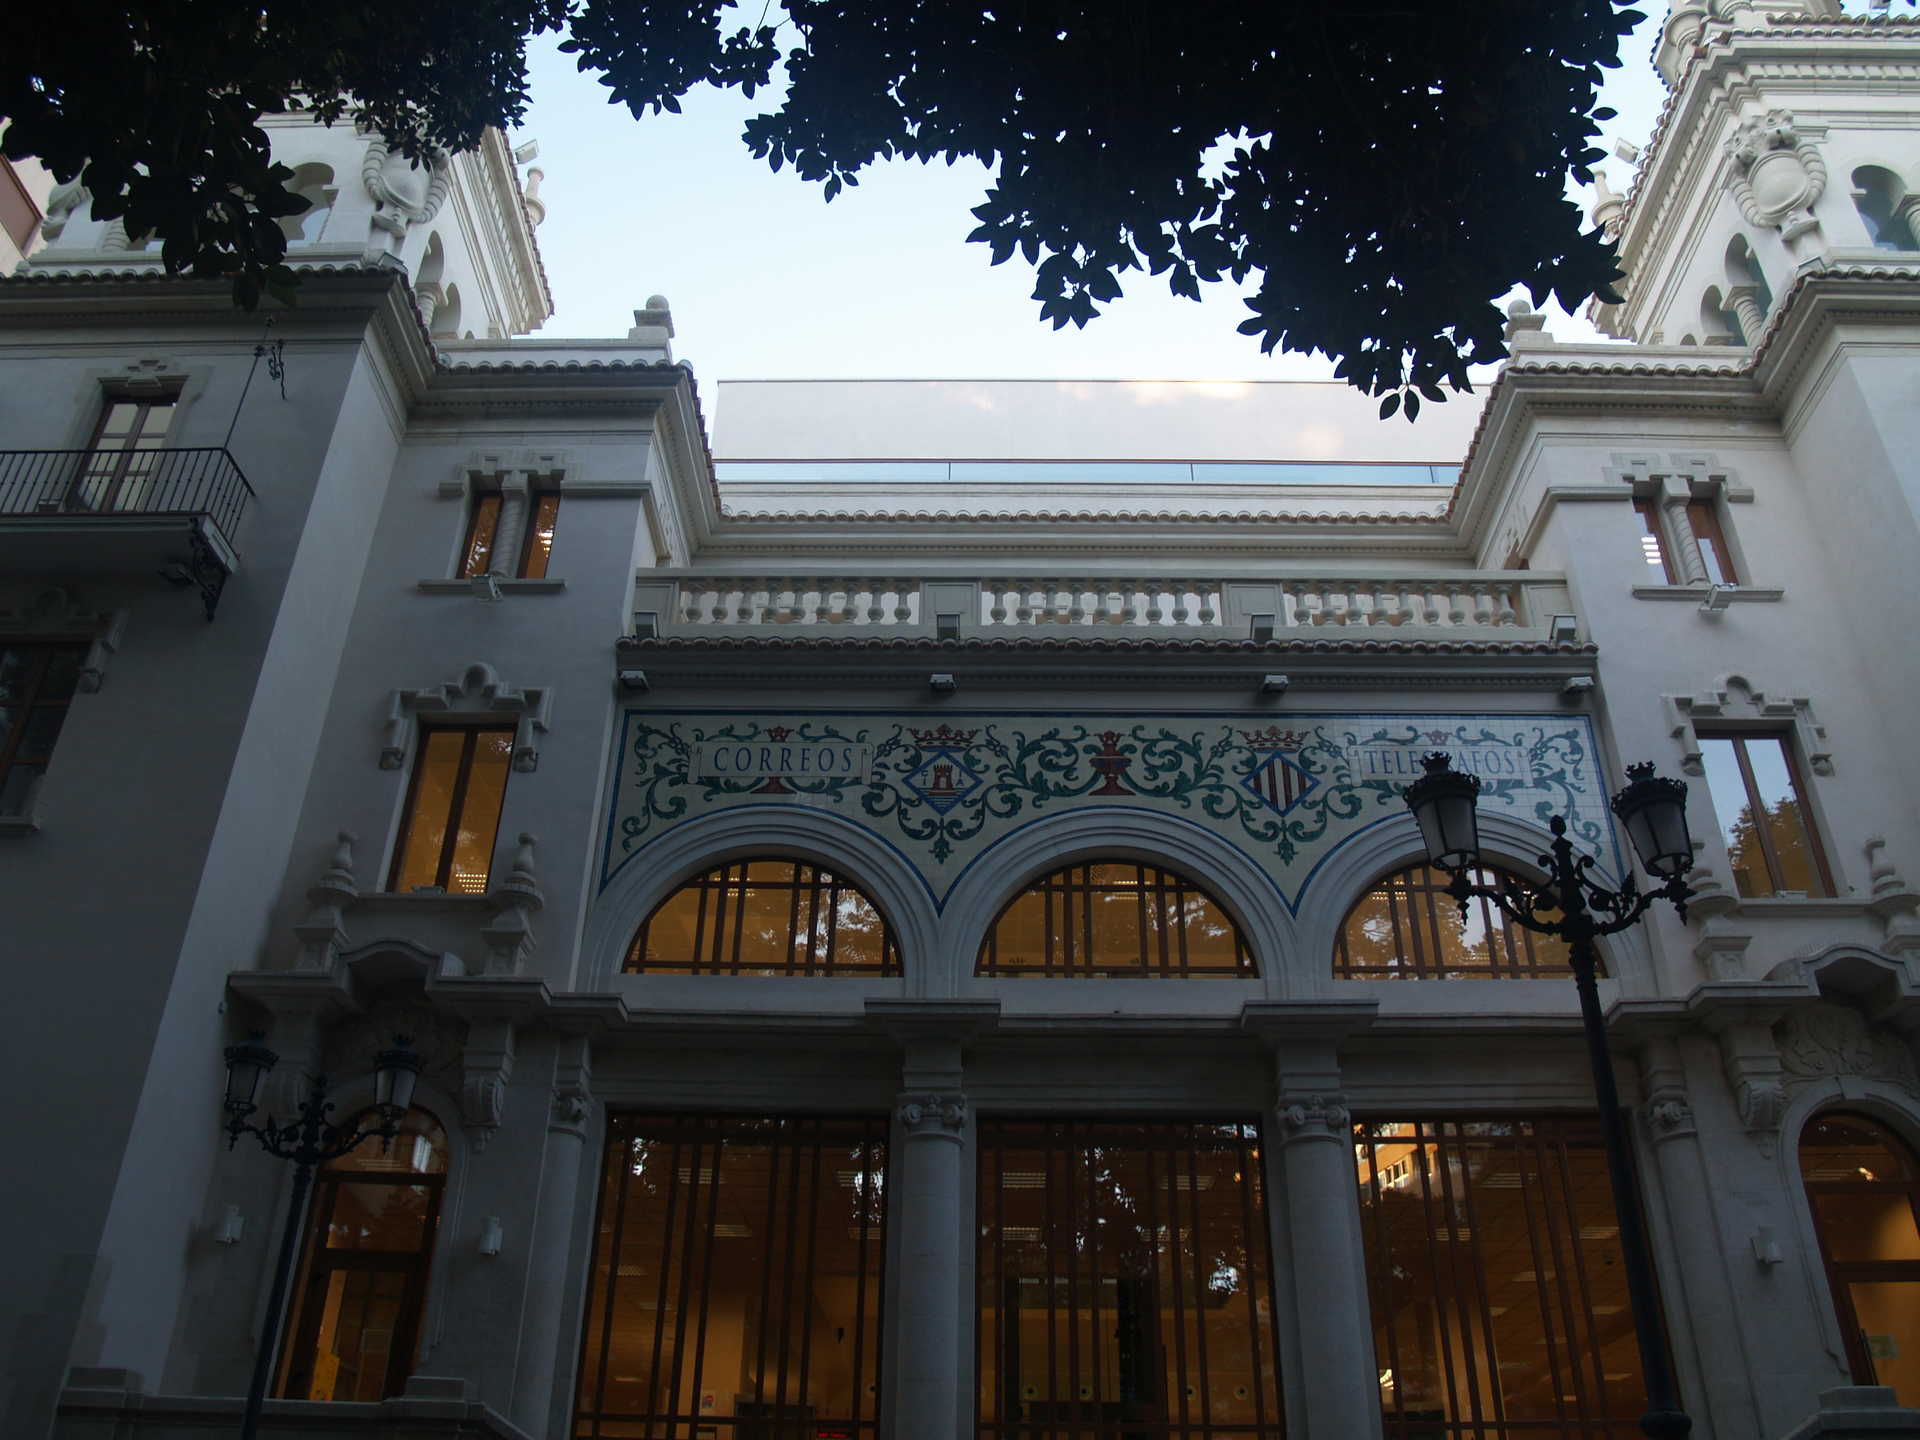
[911,724,979,748]
[1239,726,1306,748]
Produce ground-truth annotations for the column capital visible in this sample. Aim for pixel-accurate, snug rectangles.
[1273,1092,1352,1146]
[896,1091,967,1142]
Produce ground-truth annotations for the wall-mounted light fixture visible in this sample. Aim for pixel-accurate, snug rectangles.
[479,1216,504,1257]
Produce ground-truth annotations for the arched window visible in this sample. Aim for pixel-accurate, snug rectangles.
[1853,166,1915,251]
[976,859,1253,977]
[1333,862,1585,979]
[1800,1110,1920,1403]
[626,857,900,975]
[278,1108,448,1402]
[280,163,336,244]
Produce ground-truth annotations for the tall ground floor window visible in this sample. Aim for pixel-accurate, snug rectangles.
[977,1119,1283,1438]
[1355,1117,1650,1440]
[575,1114,888,1438]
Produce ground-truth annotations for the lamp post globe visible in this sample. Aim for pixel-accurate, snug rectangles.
[1401,751,1483,872]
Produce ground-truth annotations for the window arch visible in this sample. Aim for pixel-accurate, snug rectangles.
[278,1107,448,1402]
[1333,861,1587,979]
[625,857,901,976]
[976,859,1254,977]
[1853,165,1915,251]
[281,162,336,244]
[1800,1109,1920,1404]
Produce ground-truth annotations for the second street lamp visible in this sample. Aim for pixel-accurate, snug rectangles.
[221,1032,423,1440]
[1401,753,1696,1440]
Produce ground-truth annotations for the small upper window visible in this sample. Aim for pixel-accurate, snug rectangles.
[389,725,514,894]
[627,858,900,976]
[1633,497,1674,582]
[457,481,560,580]
[1686,498,1738,585]
[1334,861,1584,979]
[977,860,1253,977]
[1697,732,1832,897]
[0,643,88,815]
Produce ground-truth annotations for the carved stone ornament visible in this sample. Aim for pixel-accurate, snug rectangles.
[362,135,453,241]
[0,588,125,693]
[549,1088,594,1136]
[381,662,553,773]
[461,1019,516,1152]
[1645,1097,1699,1140]
[1725,109,1827,243]
[897,1093,967,1138]
[1780,1002,1920,1096]
[1276,1093,1352,1144]
[39,178,91,241]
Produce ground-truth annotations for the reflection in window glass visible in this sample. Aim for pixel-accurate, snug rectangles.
[1801,1112,1920,1405]
[627,859,900,975]
[1356,1117,1651,1439]
[1632,498,1674,581]
[280,1109,447,1403]
[978,861,1253,977]
[1697,734,1831,897]
[389,726,514,894]
[575,1114,888,1438]
[458,495,502,578]
[1334,863,1579,979]
[977,1120,1283,1439]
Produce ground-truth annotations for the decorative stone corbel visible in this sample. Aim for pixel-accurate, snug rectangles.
[0,588,126,692]
[1639,1037,1700,1143]
[1865,837,1920,958]
[549,1034,595,1138]
[380,662,552,773]
[461,1019,517,1152]
[479,833,544,976]
[897,1093,967,1140]
[1714,1018,1790,1155]
[1726,110,1827,248]
[292,830,360,971]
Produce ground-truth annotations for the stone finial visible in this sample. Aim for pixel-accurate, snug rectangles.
[1504,299,1554,350]
[320,830,359,895]
[522,167,546,229]
[1592,172,1626,240]
[627,296,676,360]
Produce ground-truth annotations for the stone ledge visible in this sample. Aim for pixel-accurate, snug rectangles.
[54,1375,533,1440]
[1630,583,1785,602]
[1779,1385,1920,1439]
[415,578,566,595]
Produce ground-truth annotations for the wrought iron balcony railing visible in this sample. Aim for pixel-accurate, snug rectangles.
[0,448,256,617]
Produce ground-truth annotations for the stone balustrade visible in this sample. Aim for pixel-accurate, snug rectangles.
[632,572,1574,643]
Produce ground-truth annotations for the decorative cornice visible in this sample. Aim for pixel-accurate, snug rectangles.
[619,634,1597,657]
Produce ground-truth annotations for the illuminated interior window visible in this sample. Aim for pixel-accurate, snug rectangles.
[1632,497,1675,582]
[1800,1111,1920,1405]
[1356,1117,1656,1439]
[389,726,514,894]
[626,858,901,976]
[279,1108,447,1403]
[1697,732,1832,898]
[575,1113,888,1438]
[1334,862,1583,979]
[458,482,561,579]
[977,860,1253,977]
[977,1119,1283,1438]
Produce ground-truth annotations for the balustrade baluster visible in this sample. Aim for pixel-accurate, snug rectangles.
[1472,589,1493,626]
[1198,586,1218,626]
[1120,586,1138,625]
[895,585,914,625]
[867,583,886,624]
[1494,584,1518,626]
[1144,584,1164,625]
[680,584,702,626]
[1172,586,1190,625]
[1446,588,1467,626]
[989,583,1009,625]
[1069,588,1088,624]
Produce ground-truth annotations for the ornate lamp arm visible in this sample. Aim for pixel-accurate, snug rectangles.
[1443,815,1692,947]
[226,1075,402,1167]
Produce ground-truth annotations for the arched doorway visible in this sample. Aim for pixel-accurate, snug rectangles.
[1800,1110,1920,1403]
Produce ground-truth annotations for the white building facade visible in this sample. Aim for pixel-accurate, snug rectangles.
[5,5,1920,1439]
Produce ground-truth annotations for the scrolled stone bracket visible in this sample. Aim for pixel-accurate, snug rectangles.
[897,1093,967,1142]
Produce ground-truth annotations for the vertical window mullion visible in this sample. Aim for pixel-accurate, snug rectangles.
[1730,736,1791,891]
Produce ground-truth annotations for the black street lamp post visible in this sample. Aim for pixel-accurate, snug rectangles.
[1402,753,1696,1440]
[220,1033,422,1440]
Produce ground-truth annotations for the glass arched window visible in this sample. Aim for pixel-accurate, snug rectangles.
[1800,1110,1920,1403]
[1333,862,1585,979]
[977,859,1253,977]
[626,858,900,976]
[278,1108,448,1402]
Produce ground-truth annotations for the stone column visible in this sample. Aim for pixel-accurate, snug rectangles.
[891,1088,969,1439]
[511,1034,594,1437]
[1660,489,1710,585]
[489,471,533,579]
[1724,284,1769,347]
[1245,1002,1382,1440]
[1637,1035,1764,1438]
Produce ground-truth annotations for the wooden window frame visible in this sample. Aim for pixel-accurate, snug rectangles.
[456,482,561,579]
[1697,729,1835,897]
[625,857,902,976]
[277,1110,446,1403]
[1686,498,1739,585]
[976,860,1255,978]
[1801,1111,1920,1393]
[71,389,180,511]
[388,724,514,893]
[1333,862,1587,980]
[0,642,89,813]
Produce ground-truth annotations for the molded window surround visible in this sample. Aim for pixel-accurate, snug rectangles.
[379,662,550,776]
[1610,453,1777,606]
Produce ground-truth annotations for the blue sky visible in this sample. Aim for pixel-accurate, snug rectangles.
[511,9,1673,383]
